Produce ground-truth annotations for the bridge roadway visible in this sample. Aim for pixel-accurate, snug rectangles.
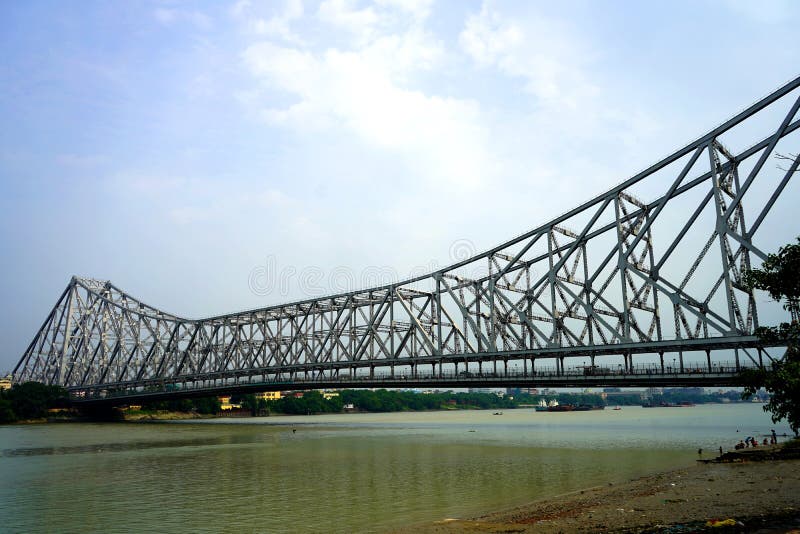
[71,361,753,407]
[68,333,778,406]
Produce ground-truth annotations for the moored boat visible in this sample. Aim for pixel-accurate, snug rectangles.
[547,400,574,412]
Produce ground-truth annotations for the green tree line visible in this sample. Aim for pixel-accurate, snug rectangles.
[0,383,769,423]
[0,382,70,423]
[136,396,221,414]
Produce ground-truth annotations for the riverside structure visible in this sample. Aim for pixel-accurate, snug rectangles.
[13,75,800,405]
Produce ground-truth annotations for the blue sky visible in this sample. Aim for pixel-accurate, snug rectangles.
[1,0,799,372]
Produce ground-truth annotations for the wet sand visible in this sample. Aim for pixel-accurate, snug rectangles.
[402,451,800,533]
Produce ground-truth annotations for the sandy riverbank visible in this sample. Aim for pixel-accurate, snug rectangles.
[401,445,800,533]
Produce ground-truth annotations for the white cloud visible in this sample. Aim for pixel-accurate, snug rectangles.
[241,0,305,43]
[241,8,490,191]
[460,2,597,109]
[318,0,380,42]
[375,0,433,20]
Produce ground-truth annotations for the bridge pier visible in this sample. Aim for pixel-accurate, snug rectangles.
[659,352,664,373]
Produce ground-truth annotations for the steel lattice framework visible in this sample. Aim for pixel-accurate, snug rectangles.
[13,75,800,400]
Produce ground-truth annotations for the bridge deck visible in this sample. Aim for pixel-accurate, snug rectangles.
[71,364,752,406]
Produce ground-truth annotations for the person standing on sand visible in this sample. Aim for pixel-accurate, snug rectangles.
[719,446,723,455]
[698,448,703,456]
[771,429,778,444]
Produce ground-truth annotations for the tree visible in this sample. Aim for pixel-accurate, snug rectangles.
[742,238,800,434]
[193,396,221,415]
[775,152,799,175]
[1,382,69,421]
[743,237,800,322]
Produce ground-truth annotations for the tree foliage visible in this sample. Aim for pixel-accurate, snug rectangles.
[0,382,69,422]
[743,237,800,321]
[139,396,221,414]
[742,237,800,434]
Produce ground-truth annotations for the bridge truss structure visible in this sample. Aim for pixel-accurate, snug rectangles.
[13,75,800,403]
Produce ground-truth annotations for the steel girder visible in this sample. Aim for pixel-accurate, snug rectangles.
[13,75,800,392]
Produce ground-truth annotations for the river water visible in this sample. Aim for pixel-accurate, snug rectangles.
[0,404,790,533]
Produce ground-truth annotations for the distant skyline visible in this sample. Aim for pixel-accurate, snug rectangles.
[2,0,800,372]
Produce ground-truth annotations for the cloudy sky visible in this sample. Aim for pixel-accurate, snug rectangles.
[1,0,799,372]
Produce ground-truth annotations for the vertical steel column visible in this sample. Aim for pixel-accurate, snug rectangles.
[614,196,632,342]
[708,142,738,335]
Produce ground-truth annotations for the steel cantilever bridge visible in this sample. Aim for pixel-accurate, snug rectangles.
[14,76,800,405]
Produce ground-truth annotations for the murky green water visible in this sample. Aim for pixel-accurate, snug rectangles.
[0,404,789,533]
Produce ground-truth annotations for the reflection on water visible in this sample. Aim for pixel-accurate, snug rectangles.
[0,404,788,533]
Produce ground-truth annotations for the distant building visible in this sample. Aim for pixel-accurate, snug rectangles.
[0,375,11,391]
[218,396,241,411]
[322,391,339,400]
[255,391,281,401]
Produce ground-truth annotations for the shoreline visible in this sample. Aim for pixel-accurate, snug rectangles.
[11,405,780,433]
[401,444,800,533]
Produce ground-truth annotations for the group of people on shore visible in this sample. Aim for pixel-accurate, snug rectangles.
[733,429,778,450]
